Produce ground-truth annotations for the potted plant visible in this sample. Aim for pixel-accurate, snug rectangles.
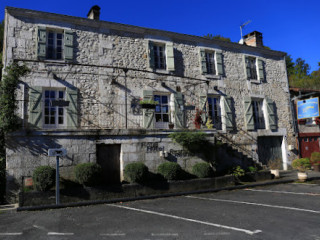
[193,108,202,129]
[291,158,311,182]
[168,122,174,129]
[139,99,159,109]
[267,158,282,178]
[310,152,320,172]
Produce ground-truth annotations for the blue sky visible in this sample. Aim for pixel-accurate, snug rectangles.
[1,0,319,72]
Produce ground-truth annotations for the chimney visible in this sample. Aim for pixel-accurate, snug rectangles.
[243,31,263,47]
[87,5,101,20]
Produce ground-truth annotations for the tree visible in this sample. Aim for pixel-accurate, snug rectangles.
[203,34,231,42]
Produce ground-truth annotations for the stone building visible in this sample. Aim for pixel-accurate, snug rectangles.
[3,6,297,198]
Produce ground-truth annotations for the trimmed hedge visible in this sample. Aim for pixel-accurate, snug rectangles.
[74,163,102,186]
[124,162,149,183]
[192,162,214,178]
[157,162,182,180]
[33,166,55,191]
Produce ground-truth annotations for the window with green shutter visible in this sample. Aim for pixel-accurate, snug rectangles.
[222,96,234,131]
[200,49,224,76]
[66,88,78,129]
[244,97,255,131]
[244,56,265,82]
[147,41,175,71]
[28,87,43,128]
[143,90,155,129]
[37,27,47,60]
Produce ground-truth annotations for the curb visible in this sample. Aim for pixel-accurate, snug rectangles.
[17,176,320,212]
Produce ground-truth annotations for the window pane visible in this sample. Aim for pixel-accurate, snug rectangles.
[154,95,160,103]
[45,108,49,115]
[50,91,55,98]
[58,108,63,115]
[45,99,50,106]
[163,114,169,122]
[155,105,161,113]
[50,117,55,124]
[45,116,49,124]
[155,114,162,122]
[162,96,168,104]
[161,106,168,113]
[59,91,64,99]
[58,117,64,124]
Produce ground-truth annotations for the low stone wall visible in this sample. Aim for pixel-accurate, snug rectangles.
[19,171,272,207]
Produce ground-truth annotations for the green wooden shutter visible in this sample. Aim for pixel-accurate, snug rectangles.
[244,97,255,131]
[143,90,155,129]
[216,51,224,75]
[66,88,78,129]
[223,96,234,130]
[37,27,47,60]
[148,41,155,69]
[266,98,277,130]
[64,30,74,61]
[28,87,43,128]
[166,42,175,71]
[200,49,207,74]
[174,92,184,128]
[199,93,207,122]
[244,56,251,79]
[258,59,265,81]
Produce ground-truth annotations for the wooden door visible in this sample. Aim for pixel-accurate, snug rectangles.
[257,136,282,166]
[96,144,121,184]
[299,137,320,158]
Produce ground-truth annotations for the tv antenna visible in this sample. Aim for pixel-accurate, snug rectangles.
[240,20,251,39]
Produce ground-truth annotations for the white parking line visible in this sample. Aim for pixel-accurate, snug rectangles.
[244,188,320,196]
[47,232,74,236]
[110,204,262,235]
[0,233,23,236]
[151,233,179,236]
[186,196,320,214]
[100,233,126,236]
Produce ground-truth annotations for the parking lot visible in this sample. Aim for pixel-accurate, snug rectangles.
[1,182,320,240]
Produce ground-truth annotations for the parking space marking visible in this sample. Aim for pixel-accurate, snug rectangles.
[244,188,320,196]
[186,196,320,214]
[110,204,262,235]
[100,233,126,236]
[0,233,23,236]
[47,232,74,236]
[151,233,179,237]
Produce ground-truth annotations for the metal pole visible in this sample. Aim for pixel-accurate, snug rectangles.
[56,156,60,205]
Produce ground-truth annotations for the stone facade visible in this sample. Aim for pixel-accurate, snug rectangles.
[3,7,297,199]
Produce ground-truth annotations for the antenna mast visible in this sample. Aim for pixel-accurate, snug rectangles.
[240,20,251,39]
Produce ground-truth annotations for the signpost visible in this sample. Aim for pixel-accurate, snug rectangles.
[48,148,67,205]
[297,97,320,120]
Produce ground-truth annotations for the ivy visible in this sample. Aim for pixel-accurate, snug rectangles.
[0,63,29,132]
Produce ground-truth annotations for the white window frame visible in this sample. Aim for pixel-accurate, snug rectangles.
[154,93,170,129]
[43,88,66,129]
[207,96,221,130]
[46,30,64,60]
[205,51,216,75]
[153,44,166,70]
[252,98,265,129]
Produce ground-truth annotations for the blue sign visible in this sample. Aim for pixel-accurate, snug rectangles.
[297,97,320,119]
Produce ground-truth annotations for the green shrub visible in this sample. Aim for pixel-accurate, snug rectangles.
[169,131,207,151]
[192,162,214,178]
[247,166,257,172]
[231,166,245,179]
[157,162,182,180]
[33,166,55,191]
[124,162,149,183]
[310,152,320,165]
[292,158,311,172]
[74,163,102,186]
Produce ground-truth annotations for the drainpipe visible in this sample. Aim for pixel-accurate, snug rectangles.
[123,68,128,129]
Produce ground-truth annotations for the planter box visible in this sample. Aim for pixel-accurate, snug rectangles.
[140,104,156,109]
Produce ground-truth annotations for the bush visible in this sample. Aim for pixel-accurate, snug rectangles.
[247,166,258,172]
[292,158,311,172]
[169,131,207,151]
[310,152,320,165]
[74,163,102,186]
[33,166,55,191]
[157,162,182,180]
[124,162,149,183]
[192,162,214,178]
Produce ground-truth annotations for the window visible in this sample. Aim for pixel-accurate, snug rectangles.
[208,96,221,129]
[153,44,166,70]
[246,57,257,80]
[37,27,74,61]
[244,56,265,81]
[252,99,265,129]
[44,89,66,127]
[200,49,223,75]
[205,52,216,75]
[47,31,63,60]
[148,41,175,71]
[154,94,169,129]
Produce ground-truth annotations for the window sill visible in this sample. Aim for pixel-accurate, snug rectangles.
[249,79,261,84]
[204,74,221,80]
[43,59,68,64]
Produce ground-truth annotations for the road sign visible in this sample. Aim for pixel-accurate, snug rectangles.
[48,148,67,157]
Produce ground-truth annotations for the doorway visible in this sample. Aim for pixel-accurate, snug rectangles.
[96,144,121,184]
[257,136,283,166]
